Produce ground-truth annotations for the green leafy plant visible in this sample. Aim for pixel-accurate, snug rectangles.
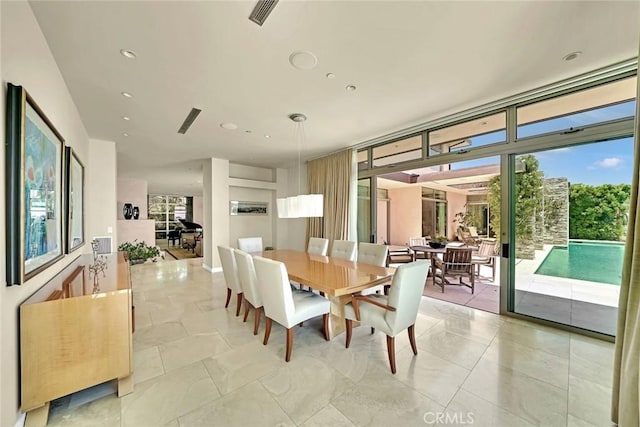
[432,235,448,244]
[118,240,160,263]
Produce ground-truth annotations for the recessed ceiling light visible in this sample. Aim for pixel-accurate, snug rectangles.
[346,85,357,92]
[120,49,137,59]
[220,122,238,130]
[122,116,130,121]
[289,51,318,70]
[563,51,582,61]
[326,73,336,79]
[121,91,134,98]
[264,134,271,139]
[123,132,129,137]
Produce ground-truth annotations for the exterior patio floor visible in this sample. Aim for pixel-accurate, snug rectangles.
[421,244,620,335]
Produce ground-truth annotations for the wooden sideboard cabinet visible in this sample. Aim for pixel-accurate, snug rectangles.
[20,252,134,427]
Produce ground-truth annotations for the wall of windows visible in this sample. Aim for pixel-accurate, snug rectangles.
[148,195,190,240]
[356,62,637,337]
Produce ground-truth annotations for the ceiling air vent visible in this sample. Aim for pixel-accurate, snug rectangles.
[249,0,279,26]
[178,108,202,134]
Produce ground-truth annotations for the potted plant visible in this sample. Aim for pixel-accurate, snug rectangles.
[429,235,448,249]
[118,240,160,264]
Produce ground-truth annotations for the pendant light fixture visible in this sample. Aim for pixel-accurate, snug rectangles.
[277,113,324,218]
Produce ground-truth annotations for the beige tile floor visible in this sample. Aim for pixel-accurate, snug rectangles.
[46,258,615,427]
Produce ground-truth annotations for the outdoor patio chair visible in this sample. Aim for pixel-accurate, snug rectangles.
[431,247,475,294]
[472,239,498,281]
[409,237,429,260]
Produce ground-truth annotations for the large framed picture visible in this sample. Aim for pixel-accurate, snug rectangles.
[6,83,65,285]
[65,147,85,253]
[230,201,268,216]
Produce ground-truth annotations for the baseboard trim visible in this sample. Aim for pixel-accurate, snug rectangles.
[203,263,222,273]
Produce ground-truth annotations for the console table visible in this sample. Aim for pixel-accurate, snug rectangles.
[20,253,134,426]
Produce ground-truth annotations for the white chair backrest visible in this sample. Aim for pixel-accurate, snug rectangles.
[217,246,242,293]
[331,240,357,261]
[234,249,262,307]
[307,237,329,256]
[386,261,430,335]
[409,237,426,246]
[357,243,389,267]
[238,237,263,253]
[253,256,295,327]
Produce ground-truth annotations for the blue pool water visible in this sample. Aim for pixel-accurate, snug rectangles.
[534,241,624,285]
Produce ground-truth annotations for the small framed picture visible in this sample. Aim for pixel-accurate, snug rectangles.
[230,201,268,216]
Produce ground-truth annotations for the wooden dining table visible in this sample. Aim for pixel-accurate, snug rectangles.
[259,249,395,339]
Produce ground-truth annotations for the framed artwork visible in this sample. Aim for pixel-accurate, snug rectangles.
[230,201,268,216]
[6,83,65,285]
[65,147,85,253]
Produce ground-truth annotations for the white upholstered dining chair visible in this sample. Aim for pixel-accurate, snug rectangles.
[237,237,263,253]
[253,256,330,362]
[344,261,430,374]
[357,243,389,295]
[330,240,357,261]
[307,237,329,256]
[217,246,243,316]
[357,243,389,267]
[234,249,264,335]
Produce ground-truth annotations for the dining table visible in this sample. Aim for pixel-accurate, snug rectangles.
[258,249,395,339]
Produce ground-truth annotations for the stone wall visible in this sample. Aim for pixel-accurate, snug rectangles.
[515,177,569,259]
[543,178,569,246]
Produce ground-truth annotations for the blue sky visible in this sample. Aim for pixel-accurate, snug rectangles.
[450,100,636,186]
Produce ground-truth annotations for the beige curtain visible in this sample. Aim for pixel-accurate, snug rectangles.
[611,45,640,424]
[307,150,352,244]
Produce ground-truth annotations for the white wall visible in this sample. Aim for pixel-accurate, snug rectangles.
[229,163,274,182]
[117,179,148,219]
[0,2,114,425]
[229,187,273,249]
[88,139,117,248]
[202,158,230,270]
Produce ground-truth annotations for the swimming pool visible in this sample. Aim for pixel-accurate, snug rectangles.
[535,241,624,285]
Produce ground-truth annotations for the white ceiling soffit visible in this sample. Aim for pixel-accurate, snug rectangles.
[28,1,640,194]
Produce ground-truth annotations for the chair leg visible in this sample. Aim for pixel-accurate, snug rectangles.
[345,319,352,348]
[235,293,243,316]
[323,313,329,341]
[408,325,418,355]
[263,317,272,345]
[243,297,251,322]
[225,288,231,308]
[285,327,294,362]
[253,306,262,335]
[386,335,397,374]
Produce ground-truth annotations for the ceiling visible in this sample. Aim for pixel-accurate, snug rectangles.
[28,1,639,196]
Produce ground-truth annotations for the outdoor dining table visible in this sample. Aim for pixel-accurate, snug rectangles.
[258,249,395,339]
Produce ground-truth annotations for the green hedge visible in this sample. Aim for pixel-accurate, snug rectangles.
[569,183,630,241]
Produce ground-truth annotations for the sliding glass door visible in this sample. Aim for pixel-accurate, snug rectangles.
[510,138,633,335]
